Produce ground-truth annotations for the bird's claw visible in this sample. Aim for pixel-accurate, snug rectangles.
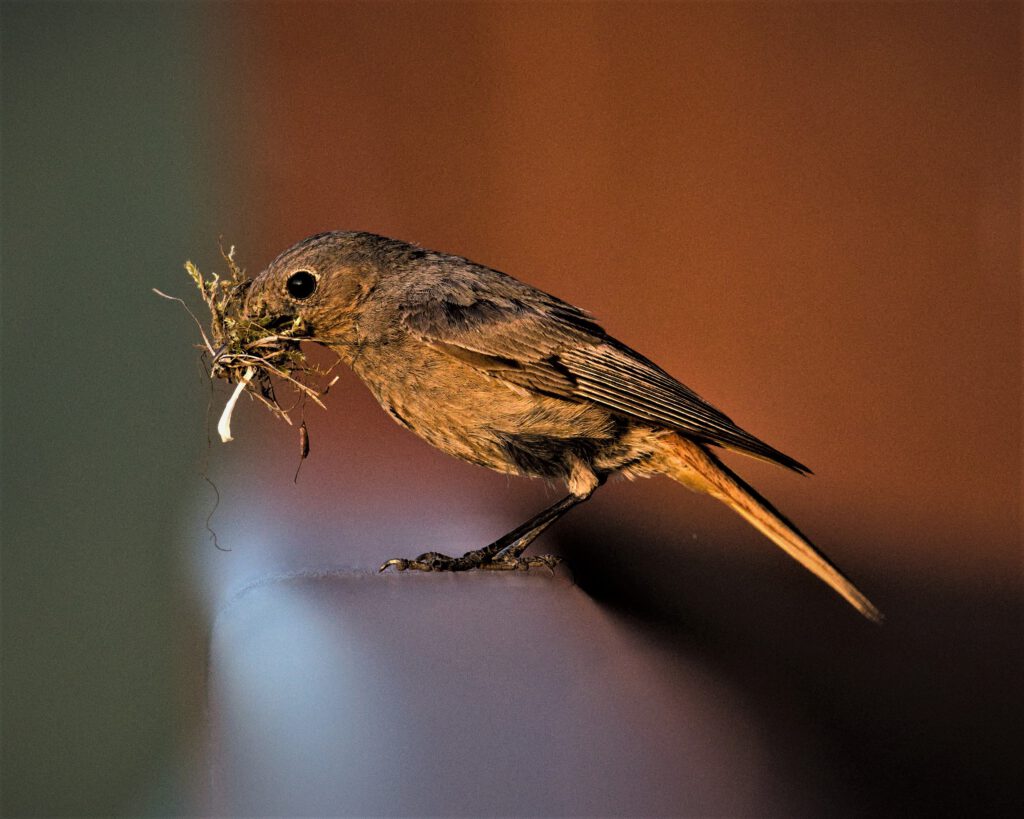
[378,551,562,574]
[378,551,474,572]
[480,554,562,573]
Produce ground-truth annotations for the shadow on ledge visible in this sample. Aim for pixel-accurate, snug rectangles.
[557,518,1023,817]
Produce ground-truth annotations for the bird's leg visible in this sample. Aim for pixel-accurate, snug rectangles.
[378,490,593,573]
[478,492,589,571]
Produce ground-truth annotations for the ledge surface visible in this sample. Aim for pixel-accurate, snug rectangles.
[206,570,810,817]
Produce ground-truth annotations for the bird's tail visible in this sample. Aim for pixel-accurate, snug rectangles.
[658,433,882,623]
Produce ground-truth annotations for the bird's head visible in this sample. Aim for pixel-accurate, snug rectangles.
[180,231,418,441]
[243,231,397,347]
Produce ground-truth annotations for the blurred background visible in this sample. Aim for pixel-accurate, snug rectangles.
[2,1,1020,816]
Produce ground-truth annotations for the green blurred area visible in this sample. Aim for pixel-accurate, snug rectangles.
[2,3,224,815]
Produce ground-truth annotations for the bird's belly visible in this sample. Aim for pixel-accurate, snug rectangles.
[354,350,620,477]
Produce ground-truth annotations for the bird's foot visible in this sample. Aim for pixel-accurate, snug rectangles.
[378,550,561,573]
[479,554,562,573]
[378,550,486,572]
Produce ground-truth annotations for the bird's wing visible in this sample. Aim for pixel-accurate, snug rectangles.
[399,275,809,473]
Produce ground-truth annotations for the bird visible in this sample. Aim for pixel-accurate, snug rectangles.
[242,230,881,622]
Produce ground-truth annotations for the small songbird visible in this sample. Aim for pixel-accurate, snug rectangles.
[243,231,881,621]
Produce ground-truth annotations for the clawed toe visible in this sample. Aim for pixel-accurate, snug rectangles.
[480,554,562,573]
[378,550,562,573]
[378,552,453,572]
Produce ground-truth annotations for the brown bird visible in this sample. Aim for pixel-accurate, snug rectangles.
[243,231,881,622]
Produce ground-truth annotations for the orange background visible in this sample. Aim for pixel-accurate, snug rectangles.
[199,2,1020,814]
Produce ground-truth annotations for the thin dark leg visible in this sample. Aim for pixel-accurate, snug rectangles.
[479,492,589,568]
[379,491,594,573]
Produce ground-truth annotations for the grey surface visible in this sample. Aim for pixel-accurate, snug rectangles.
[206,570,811,817]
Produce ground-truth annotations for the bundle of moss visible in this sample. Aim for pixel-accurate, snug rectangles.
[157,246,335,444]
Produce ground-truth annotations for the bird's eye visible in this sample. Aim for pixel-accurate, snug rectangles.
[286,270,317,300]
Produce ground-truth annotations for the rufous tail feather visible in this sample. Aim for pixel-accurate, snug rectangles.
[661,433,883,622]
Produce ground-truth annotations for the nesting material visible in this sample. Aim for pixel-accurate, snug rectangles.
[156,246,336,445]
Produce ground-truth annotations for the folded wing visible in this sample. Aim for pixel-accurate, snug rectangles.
[400,276,809,474]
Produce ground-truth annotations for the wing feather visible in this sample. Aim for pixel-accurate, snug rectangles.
[399,279,809,474]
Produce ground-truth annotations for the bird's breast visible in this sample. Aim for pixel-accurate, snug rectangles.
[348,341,620,476]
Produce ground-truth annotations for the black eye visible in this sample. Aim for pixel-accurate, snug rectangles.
[286,270,317,299]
